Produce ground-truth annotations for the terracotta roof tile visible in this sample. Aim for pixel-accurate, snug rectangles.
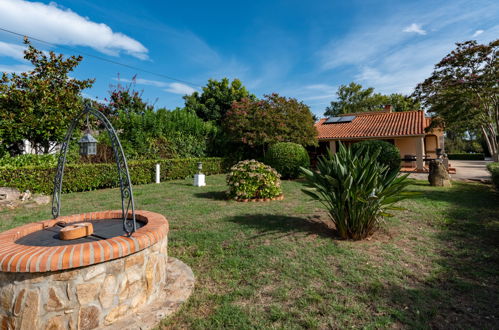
[315,111,428,140]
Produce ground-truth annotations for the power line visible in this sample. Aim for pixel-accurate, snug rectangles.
[0,27,202,88]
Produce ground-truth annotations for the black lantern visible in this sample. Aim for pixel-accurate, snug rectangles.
[78,133,98,156]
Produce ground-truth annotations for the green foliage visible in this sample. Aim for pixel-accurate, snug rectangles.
[0,144,81,167]
[103,79,154,120]
[447,153,485,160]
[226,160,282,200]
[264,142,310,179]
[0,37,94,155]
[0,154,57,167]
[351,140,401,173]
[183,78,255,125]
[444,130,484,154]
[225,93,317,156]
[0,157,229,194]
[301,144,410,240]
[99,84,217,160]
[413,39,499,161]
[487,162,499,189]
[324,82,419,116]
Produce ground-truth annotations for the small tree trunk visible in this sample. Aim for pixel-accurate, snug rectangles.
[481,125,499,161]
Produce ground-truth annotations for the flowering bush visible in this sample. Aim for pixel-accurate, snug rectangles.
[226,160,282,200]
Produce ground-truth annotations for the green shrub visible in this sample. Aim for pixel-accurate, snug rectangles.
[0,154,58,167]
[264,142,310,179]
[0,157,230,194]
[301,144,410,240]
[351,140,401,173]
[226,160,282,200]
[447,153,485,160]
[487,162,499,189]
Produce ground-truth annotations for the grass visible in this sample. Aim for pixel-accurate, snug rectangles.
[1,175,498,329]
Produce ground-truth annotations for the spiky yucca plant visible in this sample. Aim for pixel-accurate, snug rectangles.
[301,143,410,240]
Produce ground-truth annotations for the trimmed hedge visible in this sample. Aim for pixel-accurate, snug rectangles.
[0,157,231,194]
[264,142,310,179]
[447,153,485,160]
[487,162,499,189]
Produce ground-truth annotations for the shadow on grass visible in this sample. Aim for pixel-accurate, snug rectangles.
[382,182,499,328]
[193,191,227,201]
[409,181,498,216]
[229,213,336,239]
[168,182,195,187]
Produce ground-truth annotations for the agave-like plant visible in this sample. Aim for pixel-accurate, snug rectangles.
[301,143,411,240]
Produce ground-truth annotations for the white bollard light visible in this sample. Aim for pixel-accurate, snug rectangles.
[155,163,160,184]
[193,161,206,187]
[194,173,206,187]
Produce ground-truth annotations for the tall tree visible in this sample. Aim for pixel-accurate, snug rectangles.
[324,82,419,116]
[224,93,317,156]
[413,39,498,161]
[102,79,155,129]
[183,78,255,125]
[0,37,94,155]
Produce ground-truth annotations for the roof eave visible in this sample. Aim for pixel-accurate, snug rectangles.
[318,134,426,141]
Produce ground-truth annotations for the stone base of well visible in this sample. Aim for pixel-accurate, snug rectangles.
[0,235,193,329]
[105,257,195,330]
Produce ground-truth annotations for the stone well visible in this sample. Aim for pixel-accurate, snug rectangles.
[0,210,194,330]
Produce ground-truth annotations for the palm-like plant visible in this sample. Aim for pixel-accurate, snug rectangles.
[301,143,410,240]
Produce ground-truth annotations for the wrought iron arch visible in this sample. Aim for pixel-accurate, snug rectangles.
[52,104,136,234]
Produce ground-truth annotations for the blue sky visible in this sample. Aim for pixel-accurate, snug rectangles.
[0,0,498,116]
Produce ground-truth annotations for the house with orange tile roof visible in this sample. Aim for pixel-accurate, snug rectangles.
[314,105,444,171]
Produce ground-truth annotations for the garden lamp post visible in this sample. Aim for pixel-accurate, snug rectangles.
[193,161,206,187]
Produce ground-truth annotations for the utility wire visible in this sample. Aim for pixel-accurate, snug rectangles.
[0,27,202,88]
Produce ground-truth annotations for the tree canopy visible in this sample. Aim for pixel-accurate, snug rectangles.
[324,82,420,116]
[0,38,94,155]
[413,39,498,161]
[183,78,255,125]
[224,93,317,155]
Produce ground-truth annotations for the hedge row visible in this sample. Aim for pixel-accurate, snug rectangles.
[0,157,231,194]
[447,153,485,160]
[487,162,499,189]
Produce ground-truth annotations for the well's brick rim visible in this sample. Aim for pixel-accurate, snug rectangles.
[0,210,169,273]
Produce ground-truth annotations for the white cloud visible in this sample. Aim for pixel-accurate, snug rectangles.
[164,83,196,95]
[353,38,455,94]
[0,0,148,59]
[0,64,32,74]
[112,76,196,95]
[0,41,26,60]
[300,84,337,101]
[135,78,168,88]
[317,0,499,96]
[472,29,484,37]
[114,77,168,88]
[403,23,427,35]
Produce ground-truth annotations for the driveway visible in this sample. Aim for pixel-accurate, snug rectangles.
[408,160,493,182]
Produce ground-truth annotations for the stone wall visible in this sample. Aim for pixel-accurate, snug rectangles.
[0,236,168,330]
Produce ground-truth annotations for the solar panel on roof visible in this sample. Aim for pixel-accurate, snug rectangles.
[339,115,356,123]
[324,115,356,124]
[324,116,341,124]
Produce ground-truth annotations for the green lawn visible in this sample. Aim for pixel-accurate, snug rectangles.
[1,175,498,329]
